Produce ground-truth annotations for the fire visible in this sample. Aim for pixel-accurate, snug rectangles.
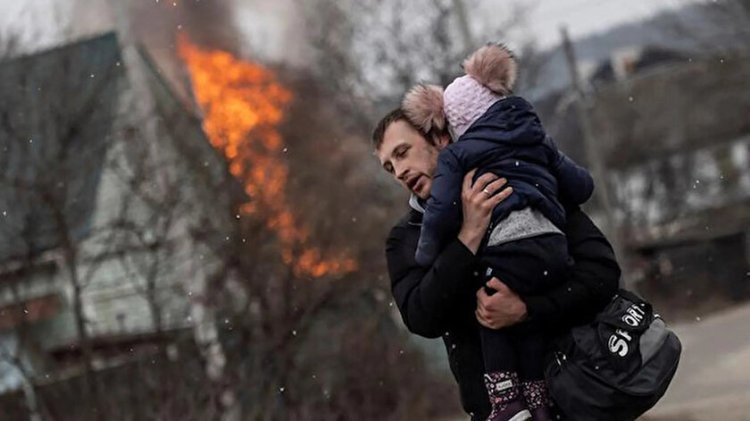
[178,36,357,277]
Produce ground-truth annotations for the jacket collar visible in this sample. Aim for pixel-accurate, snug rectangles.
[408,194,425,214]
[407,194,425,225]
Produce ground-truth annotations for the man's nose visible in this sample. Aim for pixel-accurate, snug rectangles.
[395,164,408,181]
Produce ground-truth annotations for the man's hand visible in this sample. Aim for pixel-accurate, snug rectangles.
[457,169,512,254]
[475,278,528,329]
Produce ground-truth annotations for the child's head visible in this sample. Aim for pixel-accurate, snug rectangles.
[402,43,518,140]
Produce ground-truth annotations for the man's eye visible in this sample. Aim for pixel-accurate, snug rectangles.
[395,147,408,158]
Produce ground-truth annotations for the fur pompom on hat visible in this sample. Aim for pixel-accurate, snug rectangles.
[402,83,446,134]
[443,43,518,138]
[463,43,517,95]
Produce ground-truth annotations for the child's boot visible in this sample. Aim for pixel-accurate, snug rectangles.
[484,371,531,421]
[521,380,554,421]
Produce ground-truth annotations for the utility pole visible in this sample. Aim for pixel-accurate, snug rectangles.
[559,26,624,278]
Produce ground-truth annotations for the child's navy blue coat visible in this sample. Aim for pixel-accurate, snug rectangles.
[416,96,594,266]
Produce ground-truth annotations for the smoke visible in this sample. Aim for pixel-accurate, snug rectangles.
[130,0,241,53]
[232,0,308,64]
[64,0,307,67]
[67,0,240,50]
[129,0,240,98]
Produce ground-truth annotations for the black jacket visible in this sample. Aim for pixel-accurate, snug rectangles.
[386,206,620,419]
[417,97,594,266]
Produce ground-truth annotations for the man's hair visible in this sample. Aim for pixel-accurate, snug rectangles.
[372,108,439,150]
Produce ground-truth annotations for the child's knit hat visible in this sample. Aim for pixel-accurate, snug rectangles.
[402,43,518,139]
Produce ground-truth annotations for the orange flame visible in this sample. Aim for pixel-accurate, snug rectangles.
[178,36,357,277]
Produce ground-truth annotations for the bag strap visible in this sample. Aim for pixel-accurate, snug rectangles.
[616,289,648,306]
[595,290,653,333]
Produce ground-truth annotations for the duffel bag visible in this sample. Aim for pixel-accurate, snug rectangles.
[545,289,681,421]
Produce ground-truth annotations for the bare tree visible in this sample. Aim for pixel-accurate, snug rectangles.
[1,37,237,417]
[0,222,52,421]
[0,28,134,420]
[106,128,183,350]
[301,0,533,132]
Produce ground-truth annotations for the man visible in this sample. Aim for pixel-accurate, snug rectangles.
[373,108,620,420]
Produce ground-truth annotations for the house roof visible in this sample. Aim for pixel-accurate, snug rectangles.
[535,48,750,168]
[589,50,750,168]
[0,33,125,263]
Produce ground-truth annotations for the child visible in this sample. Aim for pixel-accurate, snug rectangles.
[403,44,594,421]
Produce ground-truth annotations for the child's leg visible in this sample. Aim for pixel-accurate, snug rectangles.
[480,326,515,373]
[478,234,569,420]
[512,329,554,420]
[480,326,531,420]
[513,330,546,381]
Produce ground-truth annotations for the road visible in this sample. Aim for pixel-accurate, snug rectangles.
[643,301,750,421]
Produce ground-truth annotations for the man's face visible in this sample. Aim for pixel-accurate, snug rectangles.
[376,120,449,200]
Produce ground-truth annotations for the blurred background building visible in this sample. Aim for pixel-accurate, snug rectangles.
[0,29,238,418]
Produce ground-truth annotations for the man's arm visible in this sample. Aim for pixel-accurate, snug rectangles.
[477,206,620,330]
[388,229,478,338]
[388,172,512,338]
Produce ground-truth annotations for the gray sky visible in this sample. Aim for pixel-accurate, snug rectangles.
[0,0,704,58]
[479,0,703,48]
